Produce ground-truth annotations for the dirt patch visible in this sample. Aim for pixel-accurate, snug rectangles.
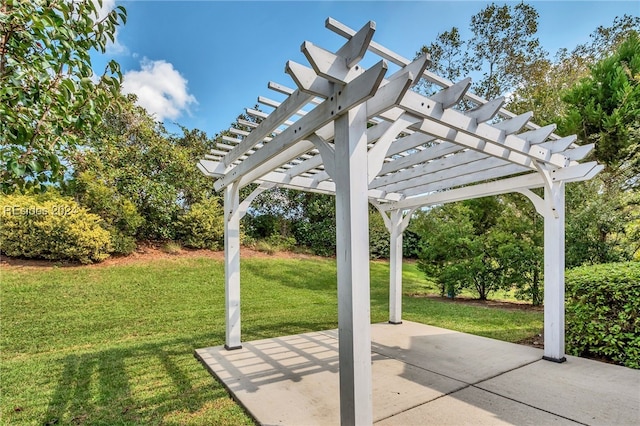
[516,332,545,349]
[408,293,544,312]
[0,244,327,270]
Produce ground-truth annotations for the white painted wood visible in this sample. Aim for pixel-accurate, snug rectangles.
[550,161,601,182]
[383,172,546,211]
[401,163,528,196]
[325,18,567,139]
[286,152,323,178]
[539,135,577,153]
[286,60,334,98]
[465,97,505,123]
[224,183,242,350]
[302,41,365,84]
[543,181,566,362]
[336,21,376,68]
[368,114,420,183]
[238,183,275,220]
[248,168,404,202]
[214,61,388,191]
[493,112,533,134]
[370,149,495,190]
[379,142,462,175]
[565,143,595,161]
[520,124,556,144]
[430,77,471,109]
[199,21,607,421]
[225,89,315,166]
[334,103,373,425]
[309,134,336,179]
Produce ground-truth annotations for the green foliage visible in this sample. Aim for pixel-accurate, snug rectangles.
[566,262,640,368]
[466,2,545,99]
[369,208,389,259]
[177,197,224,250]
[0,0,126,192]
[491,195,544,305]
[0,193,111,263]
[414,197,545,303]
[414,203,480,298]
[253,234,297,255]
[72,171,144,255]
[72,96,218,241]
[291,193,337,257]
[566,175,636,266]
[562,32,640,169]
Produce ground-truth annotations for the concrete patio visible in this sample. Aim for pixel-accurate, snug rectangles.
[195,321,639,425]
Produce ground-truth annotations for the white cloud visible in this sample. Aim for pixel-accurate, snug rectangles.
[122,59,197,122]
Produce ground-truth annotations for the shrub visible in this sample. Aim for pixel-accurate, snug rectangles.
[565,262,640,368]
[176,198,224,250]
[369,210,389,260]
[72,171,144,255]
[1,193,111,263]
[254,234,297,255]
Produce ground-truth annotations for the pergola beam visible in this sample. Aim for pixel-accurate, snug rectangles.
[214,60,389,191]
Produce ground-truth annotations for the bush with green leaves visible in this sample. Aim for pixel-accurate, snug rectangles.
[72,171,144,255]
[176,198,224,250]
[1,193,111,263]
[565,262,640,368]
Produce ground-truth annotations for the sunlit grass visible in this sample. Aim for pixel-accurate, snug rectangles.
[1,255,541,424]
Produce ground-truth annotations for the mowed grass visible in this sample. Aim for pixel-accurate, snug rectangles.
[1,256,542,425]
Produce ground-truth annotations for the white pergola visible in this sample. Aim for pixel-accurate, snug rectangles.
[199,18,602,425]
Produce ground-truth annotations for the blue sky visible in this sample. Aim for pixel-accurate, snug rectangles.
[93,1,639,137]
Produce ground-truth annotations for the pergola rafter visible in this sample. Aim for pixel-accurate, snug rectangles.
[198,17,602,425]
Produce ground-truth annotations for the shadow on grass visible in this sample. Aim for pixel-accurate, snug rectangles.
[42,332,230,425]
[41,319,347,425]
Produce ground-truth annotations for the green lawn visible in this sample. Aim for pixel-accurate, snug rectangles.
[1,255,542,425]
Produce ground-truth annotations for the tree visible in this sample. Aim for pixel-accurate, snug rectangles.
[562,33,640,171]
[414,198,512,300]
[466,2,546,99]
[71,95,219,241]
[1,0,127,192]
[491,195,544,305]
[416,27,465,95]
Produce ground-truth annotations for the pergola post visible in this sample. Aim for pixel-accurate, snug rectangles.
[543,182,567,363]
[389,210,404,324]
[334,103,373,425]
[224,182,242,350]
[372,207,414,325]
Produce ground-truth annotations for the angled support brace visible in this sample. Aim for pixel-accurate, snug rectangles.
[238,182,276,219]
[368,114,421,183]
[309,133,336,179]
[372,202,415,324]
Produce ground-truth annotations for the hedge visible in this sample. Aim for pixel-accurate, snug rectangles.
[1,193,111,264]
[565,262,640,368]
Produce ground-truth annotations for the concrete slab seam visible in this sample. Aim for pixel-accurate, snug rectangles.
[469,359,587,425]
[373,383,474,424]
[469,384,587,425]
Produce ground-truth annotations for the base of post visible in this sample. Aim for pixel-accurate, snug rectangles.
[224,344,243,351]
[542,355,566,363]
[388,321,403,325]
